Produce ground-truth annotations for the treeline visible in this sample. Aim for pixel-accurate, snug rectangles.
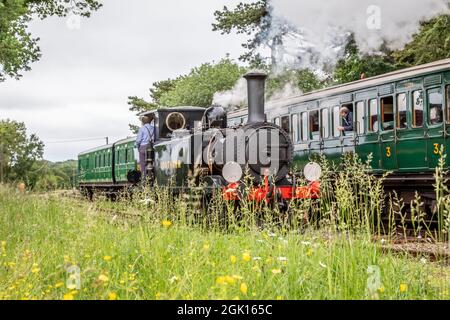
[0,119,76,191]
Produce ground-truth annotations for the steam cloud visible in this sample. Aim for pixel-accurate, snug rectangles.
[212,78,248,111]
[269,0,450,70]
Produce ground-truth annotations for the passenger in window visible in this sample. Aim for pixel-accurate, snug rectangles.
[337,107,353,132]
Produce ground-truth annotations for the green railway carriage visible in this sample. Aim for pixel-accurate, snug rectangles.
[228,59,450,174]
[78,137,139,197]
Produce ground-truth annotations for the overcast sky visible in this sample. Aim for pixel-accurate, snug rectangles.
[0,0,249,161]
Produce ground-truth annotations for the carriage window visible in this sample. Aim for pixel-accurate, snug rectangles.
[332,106,340,137]
[309,110,319,138]
[428,88,443,125]
[281,116,290,134]
[356,101,365,134]
[291,114,299,142]
[321,109,329,138]
[368,99,379,132]
[412,90,424,128]
[381,96,394,131]
[396,93,407,129]
[301,112,308,141]
[446,86,450,123]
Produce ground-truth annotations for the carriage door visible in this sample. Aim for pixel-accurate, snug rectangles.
[426,87,445,169]
[380,96,397,170]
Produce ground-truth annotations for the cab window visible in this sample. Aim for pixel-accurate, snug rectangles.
[412,90,424,128]
[381,96,394,131]
[356,101,365,134]
[321,109,329,138]
[332,106,340,137]
[368,99,379,132]
[396,93,407,129]
[309,110,319,139]
[428,88,443,125]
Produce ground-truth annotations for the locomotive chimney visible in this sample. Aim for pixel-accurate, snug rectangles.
[244,71,268,123]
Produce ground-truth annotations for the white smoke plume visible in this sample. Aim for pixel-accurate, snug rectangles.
[212,78,248,111]
[268,82,303,101]
[269,0,450,71]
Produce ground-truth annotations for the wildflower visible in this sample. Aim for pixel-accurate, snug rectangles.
[203,243,210,251]
[276,296,283,300]
[103,255,112,262]
[301,241,311,246]
[169,276,179,284]
[278,257,287,262]
[306,249,313,257]
[230,255,237,264]
[155,292,162,300]
[232,296,240,300]
[400,283,408,293]
[67,284,77,290]
[420,257,427,264]
[162,220,172,228]
[240,283,248,295]
[253,257,262,261]
[265,257,273,264]
[63,255,71,263]
[63,293,74,300]
[216,276,227,286]
[378,287,385,294]
[108,292,118,300]
[319,262,327,269]
[98,274,109,282]
[225,276,236,285]
[242,252,251,262]
[252,265,261,273]
[31,265,40,274]
[271,269,282,275]
[55,282,64,289]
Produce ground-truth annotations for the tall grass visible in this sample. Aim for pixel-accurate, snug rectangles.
[0,153,449,300]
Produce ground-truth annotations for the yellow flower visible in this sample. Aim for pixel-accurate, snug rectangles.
[63,293,74,300]
[225,275,236,285]
[400,283,408,293]
[276,296,283,300]
[203,243,210,251]
[31,267,40,274]
[242,252,251,262]
[55,282,64,288]
[1,241,6,248]
[162,220,172,228]
[155,292,162,300]
[230,255,237,264]
[271,269,282,275]
[63,255,71,263]
[216,276,227,286]
[378,287,385,294]
[232,296,240,300]
[103,255,112,262]
[108,292,118,300]
[240,283,248,295]
[306,249,313,257]
[98,274,109,282]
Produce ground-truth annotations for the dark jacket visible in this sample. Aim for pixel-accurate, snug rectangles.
[342,112,353,131]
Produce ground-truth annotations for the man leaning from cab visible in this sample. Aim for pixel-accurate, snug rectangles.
[135,115,155,179]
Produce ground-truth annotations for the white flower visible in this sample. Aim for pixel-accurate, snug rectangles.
[278,257,288,262]
[420,257,427,264]
[253,257,262,261]
[319,262,327,269]
[169,276,179,284]
[301,241,311,246]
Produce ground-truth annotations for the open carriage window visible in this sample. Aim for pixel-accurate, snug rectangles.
[381,96,394,131]
[396,93,407,129]
[309,110,319,139]
[428,88,443,125]
[412,90,424,128]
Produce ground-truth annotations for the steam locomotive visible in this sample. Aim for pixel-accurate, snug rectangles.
[77,72,319,203]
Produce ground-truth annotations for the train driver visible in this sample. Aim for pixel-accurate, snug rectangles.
[135,115,156,179]
[337,106,353,132]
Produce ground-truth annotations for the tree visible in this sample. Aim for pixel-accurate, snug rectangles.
[0,119,44,184]
[333,35,397,84]
[393,14,450,67]
[0,0,102,81]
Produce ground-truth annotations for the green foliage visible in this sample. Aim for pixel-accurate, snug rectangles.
[128,58,246,114]
[393,15,450,67]
[28,159,77,191]
[333,35,397,84]
[267,69,325,97]
[0,119,44,184]
[212,1,269,64]
[158,59,246,107]
[0,0,102,81]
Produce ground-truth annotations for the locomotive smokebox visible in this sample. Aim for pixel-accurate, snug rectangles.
[244,71,268,123]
